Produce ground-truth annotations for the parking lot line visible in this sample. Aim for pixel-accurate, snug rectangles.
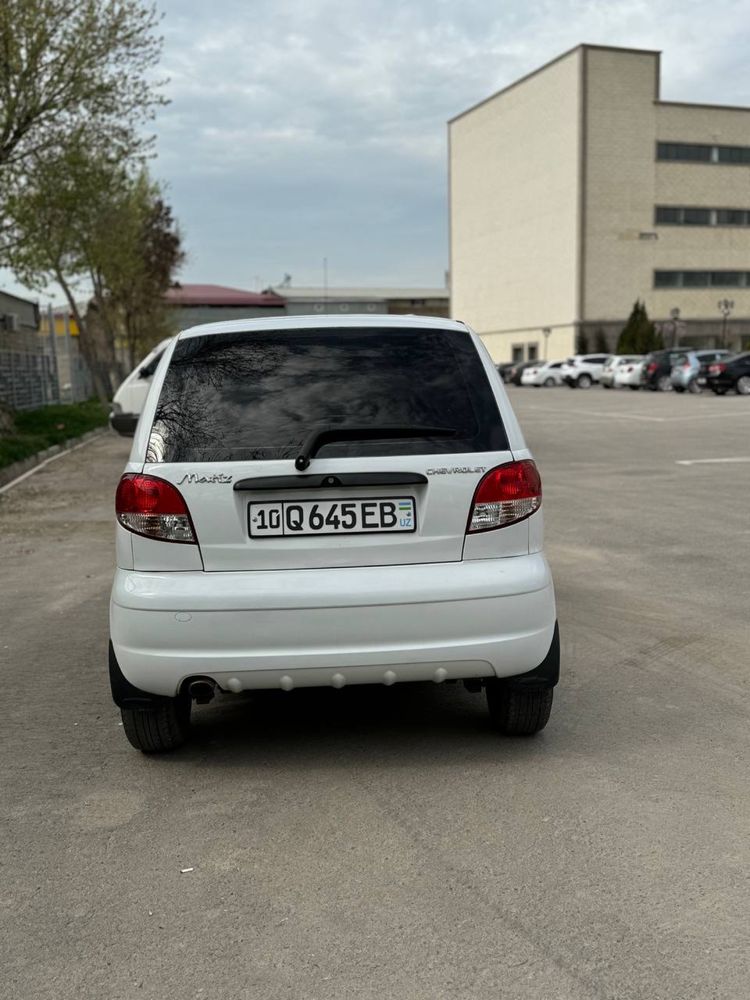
[675,457,750,466]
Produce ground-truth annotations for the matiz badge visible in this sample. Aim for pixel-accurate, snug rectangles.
[177,473,232,485]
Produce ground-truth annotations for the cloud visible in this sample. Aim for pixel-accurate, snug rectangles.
[4,0,749,300]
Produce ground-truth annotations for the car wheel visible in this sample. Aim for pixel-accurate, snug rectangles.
[486,683,553,736]
[687,379,702,395]
[657,375,672,392]
[121,692,191,753]
[602,382,612,389]
[543,377,555,387]
[577,373,592,389]
[736,375,750,395]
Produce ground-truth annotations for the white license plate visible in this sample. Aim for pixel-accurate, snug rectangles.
[249,497,417,537]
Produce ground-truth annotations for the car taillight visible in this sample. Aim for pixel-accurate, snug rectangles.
[709,363,726,375]
[647,363,658,374]
[467,460,542,533]
[682,362,691,370]
[115,474,196,544]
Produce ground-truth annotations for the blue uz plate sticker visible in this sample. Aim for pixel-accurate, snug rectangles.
[248,496,417,537]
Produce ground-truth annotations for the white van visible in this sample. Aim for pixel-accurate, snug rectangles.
[109,338,174,436]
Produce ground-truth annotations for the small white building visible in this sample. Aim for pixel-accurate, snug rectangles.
[449,44,750,361]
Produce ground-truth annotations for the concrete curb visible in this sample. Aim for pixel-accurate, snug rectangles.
[0,428,109,489]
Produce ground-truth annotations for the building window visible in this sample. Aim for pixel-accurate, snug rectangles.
[716,209,748,225]
[711,271,743,287]
[527,343,539,361]
[655,205,750,226]
[717,145,750,165]
[682,271,710,288]
[511,344,524,362]
[682,208,711,226]
[655,206,681,224]
[654,271,750,288]
[657,142,712,162]
[654,271,681,288]
[657,142,750,165]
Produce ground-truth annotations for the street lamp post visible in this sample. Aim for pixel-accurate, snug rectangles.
[717,299,734,349]
[669,307,681,348]
[542,327,551,360]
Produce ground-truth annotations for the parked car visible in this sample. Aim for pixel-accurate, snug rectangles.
[561,354,611,388]
[641,348,692,391]
[496,362,516,382]
[599,355,643,389]
[110,315,560,752]
[520,360,566,387]
[507,360,539,385]
[670,350,732,393]
[706,352,750,395]
[109,338,174,436]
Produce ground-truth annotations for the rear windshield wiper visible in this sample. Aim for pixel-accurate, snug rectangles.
[295,425,457,471]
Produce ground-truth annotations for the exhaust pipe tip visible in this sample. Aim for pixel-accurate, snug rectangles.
[188,679,216,705]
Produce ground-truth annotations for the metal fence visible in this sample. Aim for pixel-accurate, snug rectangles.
[0,346,59,411]
[0,325,94,411]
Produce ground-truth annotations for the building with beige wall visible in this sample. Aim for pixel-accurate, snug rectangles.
[449,44,750,361]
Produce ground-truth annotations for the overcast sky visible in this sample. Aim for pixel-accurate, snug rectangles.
[4,0,750,301]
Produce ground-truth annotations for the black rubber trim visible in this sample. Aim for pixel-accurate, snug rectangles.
[109,641,170,709]
[502,622,560,690]
[234,472,428,491]
[109,413,139,437]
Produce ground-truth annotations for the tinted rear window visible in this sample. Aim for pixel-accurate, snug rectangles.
[148,327,507,463]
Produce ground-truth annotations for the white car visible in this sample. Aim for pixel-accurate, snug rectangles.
[109,315,559,752]
[520,360,566,387]
[109,338,174,436]
[613,358,645,389]
[599,355,644,389]
[561,353,611,388]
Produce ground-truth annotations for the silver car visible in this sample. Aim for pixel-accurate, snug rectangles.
[670,350,732,393]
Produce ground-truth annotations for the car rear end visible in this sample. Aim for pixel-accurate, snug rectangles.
[599,358,618,387]
[670,353,697,391]
[613,357,644,388]
[110,317,558,751]
[520,365,541,385]
[707,353,750,394]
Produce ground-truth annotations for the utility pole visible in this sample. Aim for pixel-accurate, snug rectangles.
[46,303,61,404]
[542,327,551,360]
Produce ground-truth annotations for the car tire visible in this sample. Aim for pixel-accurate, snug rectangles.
[577,374,592,389]
[736,375,750,395]
[602,382,612,389]
[121,693,191,753]
[543,377,555,387]
[629,385,640,391]
[673,385,684,393]
[687,379,702,395]
[657,375,672,392]
[486,683,553,736]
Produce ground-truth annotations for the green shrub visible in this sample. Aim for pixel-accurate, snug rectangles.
[0,399,109,470]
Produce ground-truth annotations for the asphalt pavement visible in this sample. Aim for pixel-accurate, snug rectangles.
[1,385,749,1000]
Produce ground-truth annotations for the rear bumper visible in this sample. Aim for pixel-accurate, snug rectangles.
[110,555,557,697]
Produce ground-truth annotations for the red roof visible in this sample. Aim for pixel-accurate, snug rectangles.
[165,284,284,307]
